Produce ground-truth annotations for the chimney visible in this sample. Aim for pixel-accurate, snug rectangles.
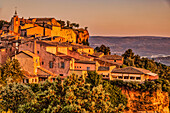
[34,34,37,55]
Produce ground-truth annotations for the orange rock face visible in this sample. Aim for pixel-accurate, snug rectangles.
[122,90,169,113]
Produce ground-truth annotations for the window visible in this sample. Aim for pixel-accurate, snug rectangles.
[80,66,81,68]
[112,76,117,78]
[36,59,38,63]
[124,76,129,79]
[114,60,116,62]
[103,75,105,77]
[118,76,123,79]
[75,66,76,68]
[32,79,34,82]
[49,61,53,68]
[87,67,90,71]
[136,77,141,80]
[26,79,29,83]
[130,77,135,80]
[37,51,39,54]
[26,44,28,46]
[42,61,44,65]
[60,74,63,76]
[35,79,37,82]
[61,62,65,68]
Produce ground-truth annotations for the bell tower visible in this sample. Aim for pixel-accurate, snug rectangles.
[10,7,20,33]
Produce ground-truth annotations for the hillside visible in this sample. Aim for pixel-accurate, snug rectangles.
[89,36,170,66]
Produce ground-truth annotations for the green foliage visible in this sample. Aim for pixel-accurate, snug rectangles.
[70,23,79,29]
[0,20,8,29]
[82,39,89,46]
[86,71,103,87]
[86,71,127,111]
[18,75,118,112]
[111,79,170,93]
[122,49,170,80]
[0,83,34,112]
[94,44,111,55]
[102,81,127,109]
[0,58,24,85]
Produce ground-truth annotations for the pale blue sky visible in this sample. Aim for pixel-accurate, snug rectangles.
[0,0,170,36]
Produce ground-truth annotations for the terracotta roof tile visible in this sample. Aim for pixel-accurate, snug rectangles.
[37,67,56,76]
[95,58,122,66]
[98,66,110,71]
[93,52,104,57]
[75,60,96,64]
[19,51,39,58]
[111,66,156,75]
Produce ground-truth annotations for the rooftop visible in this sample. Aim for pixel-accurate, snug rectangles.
[111,66,157,76]
[98,66,110,71]
[93,52,104,57]
[75,60,96,64]
[95,58,122,66]
[19,51,39,58]
[37,66,56,76]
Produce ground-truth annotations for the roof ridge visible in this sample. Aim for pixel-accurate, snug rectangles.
[37,66,56,76]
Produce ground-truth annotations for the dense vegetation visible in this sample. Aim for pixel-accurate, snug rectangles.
[94,45,111,55]
[0,74,126,113]
[111,79,170,93]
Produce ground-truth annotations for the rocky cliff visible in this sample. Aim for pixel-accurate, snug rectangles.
[122,90,169,113]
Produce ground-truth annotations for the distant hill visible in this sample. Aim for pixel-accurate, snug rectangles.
[89,36,170,66]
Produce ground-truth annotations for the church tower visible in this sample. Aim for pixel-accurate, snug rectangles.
[10,9,20,33]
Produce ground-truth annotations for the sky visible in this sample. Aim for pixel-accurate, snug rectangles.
[0,0,170,36]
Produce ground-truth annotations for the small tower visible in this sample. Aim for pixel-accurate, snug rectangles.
[10,7,20,33]
[14,7,17,16]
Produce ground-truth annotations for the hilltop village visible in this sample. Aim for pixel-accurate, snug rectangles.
[0,11,159,84]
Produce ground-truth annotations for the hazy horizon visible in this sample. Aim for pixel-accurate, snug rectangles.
[1,0,170,37]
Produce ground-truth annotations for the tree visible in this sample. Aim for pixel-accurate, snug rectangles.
[0,20,9,29]
[18,77,63,112]
[75,24,79,28]
[0,83,34,113]
[85,27,88,30]
[94,45,111,55]
[0,58,24,85]
[82,39,89,46]
[18,75,117,112]
[86,71,103,87]
[103,81,127,109]
[122,49,134,59]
